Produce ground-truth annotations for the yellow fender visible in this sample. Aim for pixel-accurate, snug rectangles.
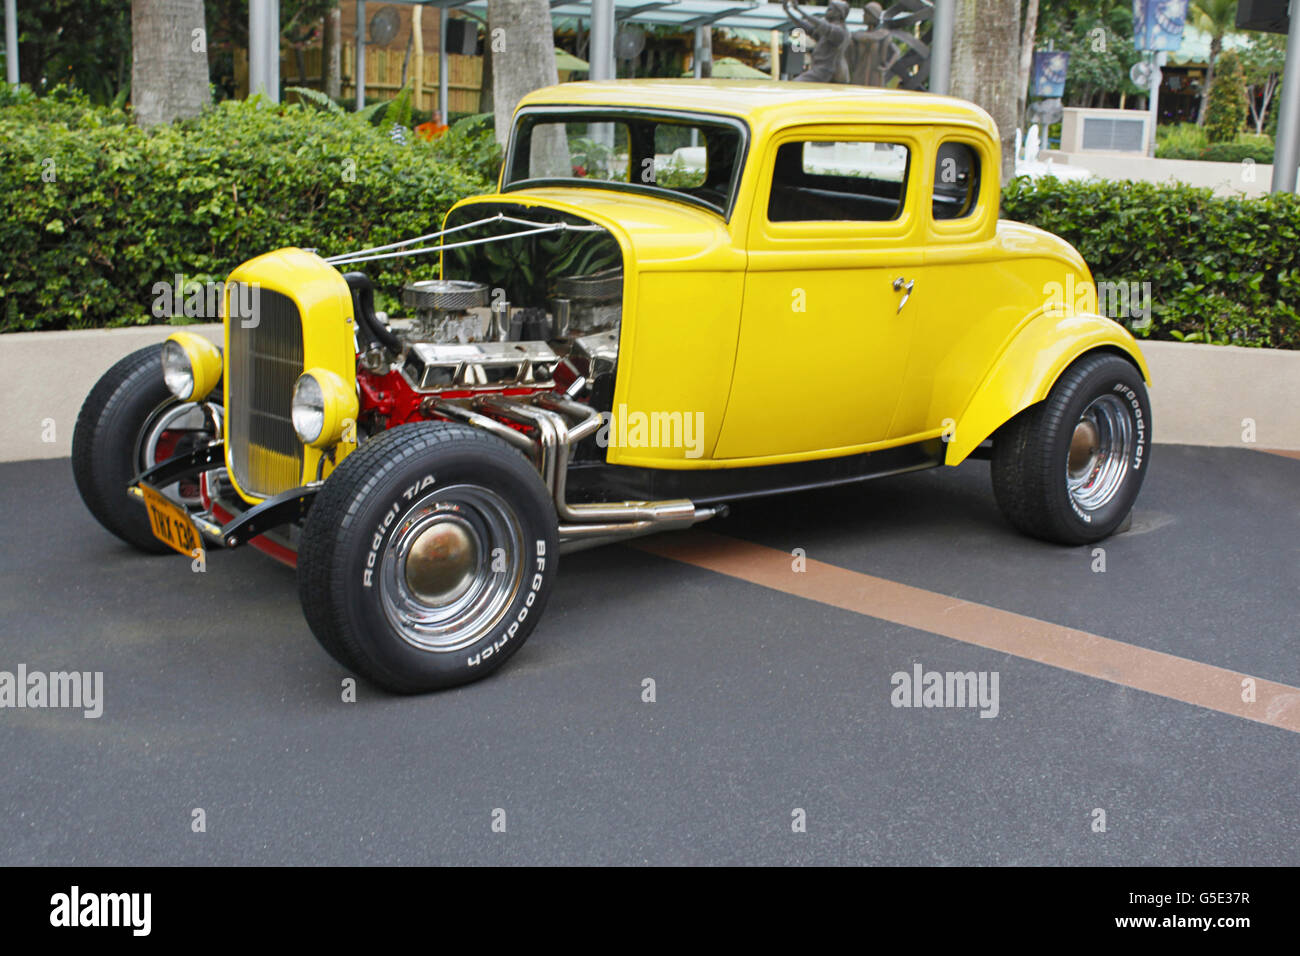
[945,310,1152,466]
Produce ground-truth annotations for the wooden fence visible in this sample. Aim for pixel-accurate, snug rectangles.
[236,46,484,115]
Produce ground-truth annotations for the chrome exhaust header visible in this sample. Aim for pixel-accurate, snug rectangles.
[428,392,723,552]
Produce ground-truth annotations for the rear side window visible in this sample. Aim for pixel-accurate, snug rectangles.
[767,140,910,223]
[932,142,980,220]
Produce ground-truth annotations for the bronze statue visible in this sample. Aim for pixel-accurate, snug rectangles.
[782,1,853,83]
[848,0,934,91]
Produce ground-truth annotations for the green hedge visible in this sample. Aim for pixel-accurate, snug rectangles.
[4,93,1299,350]
[1197,141,1275,165]
[1002,177,1300,349]
[0,92,496,331]
[1158,137,1275,164]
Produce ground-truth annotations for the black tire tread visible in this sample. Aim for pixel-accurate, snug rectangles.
[297,421,554,692]
[991,352,1147,545]
[72,345,174,553]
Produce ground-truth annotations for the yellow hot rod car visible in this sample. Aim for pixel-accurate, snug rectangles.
[74,81,1151,692]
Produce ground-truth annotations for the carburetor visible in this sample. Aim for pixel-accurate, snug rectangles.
[401,279,491,343]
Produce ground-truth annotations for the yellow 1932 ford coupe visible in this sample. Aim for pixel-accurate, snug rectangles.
[73,81,1151,692]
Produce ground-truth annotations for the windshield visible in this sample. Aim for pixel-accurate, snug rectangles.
[503,108,748,218]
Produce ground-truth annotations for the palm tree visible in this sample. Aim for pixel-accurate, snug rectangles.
[131,0,211,127]
[951,0,1022,181]
[487,0,560,143]
[1192,0,1239,125]
[487,0,566,174]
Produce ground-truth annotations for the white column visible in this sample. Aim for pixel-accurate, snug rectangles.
[590,0,615,81]
[4,0,18,86]
[930,0,954,95]
[249,0,281,102]
[1271,0,1300,193]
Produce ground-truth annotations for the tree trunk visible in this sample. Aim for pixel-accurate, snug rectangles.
[950,0,1021,182]
[324,5,342,99]
[1015,0,1040,129]
[1197,35,1222,125]
[131,0,211,127]
[487,0,559,144]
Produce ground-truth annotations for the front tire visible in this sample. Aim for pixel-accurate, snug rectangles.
[991,352,1151,545]
[73,344,218,553]
[297,422,559,693]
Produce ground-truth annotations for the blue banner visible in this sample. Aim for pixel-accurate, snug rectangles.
[1133,0,1190,52]
[1031,51,1070,98]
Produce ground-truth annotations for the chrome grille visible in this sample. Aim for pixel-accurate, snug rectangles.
[227,288,305,497]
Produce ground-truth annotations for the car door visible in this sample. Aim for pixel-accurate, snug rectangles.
[887,128,1006,443]
[713,124,924,461]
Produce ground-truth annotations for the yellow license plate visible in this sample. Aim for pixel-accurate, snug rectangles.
[140,484,205,560]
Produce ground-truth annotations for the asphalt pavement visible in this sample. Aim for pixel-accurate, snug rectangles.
[0,445,1296,865]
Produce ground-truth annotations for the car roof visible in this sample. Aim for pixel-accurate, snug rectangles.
[516,79,999,138]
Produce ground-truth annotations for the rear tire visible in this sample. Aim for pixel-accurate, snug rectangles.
[991,352,1151,545]
[297,421,559,693]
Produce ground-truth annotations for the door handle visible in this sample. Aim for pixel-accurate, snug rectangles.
[892,276,915,313]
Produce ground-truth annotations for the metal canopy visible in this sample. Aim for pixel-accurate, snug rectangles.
[423,0,796,32]
[300,0,952,140]
[328,1,801,122]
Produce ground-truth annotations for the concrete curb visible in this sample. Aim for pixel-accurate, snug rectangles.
[1138,340,1299,451]
[1,324,223,463]
[0,326,1296,462]
[1039,150,1273,198]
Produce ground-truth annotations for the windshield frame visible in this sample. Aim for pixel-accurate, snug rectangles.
[501,105,751,221]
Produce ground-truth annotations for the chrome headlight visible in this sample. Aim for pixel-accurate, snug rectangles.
[291,368,357,449]
[161,331,222,401]
[161,340,194,399]
[291,374,325,445]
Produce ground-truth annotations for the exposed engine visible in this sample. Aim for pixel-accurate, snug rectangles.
[387,251,623,412]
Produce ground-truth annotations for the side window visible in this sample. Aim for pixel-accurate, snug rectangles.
[932,142,980,220]
[650,123,707,188]
[767,140,910,223]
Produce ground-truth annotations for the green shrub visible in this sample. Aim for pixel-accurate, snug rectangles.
[1198,140,1274,164]
[431,113,503,187]
[1155,122,1208,159]
[1002,176,1300,349]
[0,95,492,331]
[1156,123,1276,163]
[1204,50,1247,145]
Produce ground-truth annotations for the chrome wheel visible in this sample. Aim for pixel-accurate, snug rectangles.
[1065,394,1134,513]
[379,484,526,653]
[137,400,218,506]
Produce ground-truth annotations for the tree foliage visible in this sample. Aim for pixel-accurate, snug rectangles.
[1035,0,1144,107]
[1203,48,1246,143]
[0,93,492,331]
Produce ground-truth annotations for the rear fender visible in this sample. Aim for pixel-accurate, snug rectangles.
[945,310,1151,465]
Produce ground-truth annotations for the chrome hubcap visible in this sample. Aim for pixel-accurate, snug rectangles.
[403,518,479,605]
[1066,394,1134,513]
[1068,419,1100,478]
[380,485,525,653]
